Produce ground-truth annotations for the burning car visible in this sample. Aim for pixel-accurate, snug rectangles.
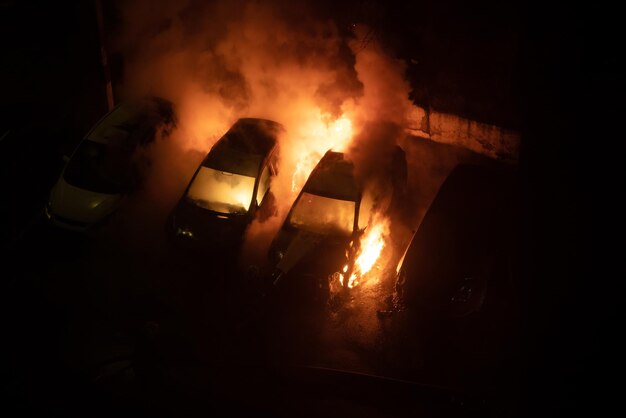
[45,97,175,231]
[167,118,283,252]
[268,147,407,292]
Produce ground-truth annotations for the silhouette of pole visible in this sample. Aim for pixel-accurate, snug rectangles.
[95,0,114,110]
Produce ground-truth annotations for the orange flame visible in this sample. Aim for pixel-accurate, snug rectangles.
[340,215,390,288]
[290,114,353,192]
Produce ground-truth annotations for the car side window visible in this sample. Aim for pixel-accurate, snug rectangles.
[256,165,271,205]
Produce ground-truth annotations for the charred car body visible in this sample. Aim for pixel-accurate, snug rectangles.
[268,147,407,291]
[167,118,282,252]
[46,97,175,231]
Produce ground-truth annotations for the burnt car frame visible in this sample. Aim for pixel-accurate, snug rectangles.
[268,147,407,292]
[167,118,283,252]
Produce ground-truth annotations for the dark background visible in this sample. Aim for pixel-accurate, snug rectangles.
[1,0,615,415]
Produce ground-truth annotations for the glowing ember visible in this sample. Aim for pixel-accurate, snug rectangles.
[290,114,353,192]
[340,215,390,288]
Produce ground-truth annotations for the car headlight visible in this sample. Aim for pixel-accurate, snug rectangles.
[176,226,195,239]
[44,202,52,219]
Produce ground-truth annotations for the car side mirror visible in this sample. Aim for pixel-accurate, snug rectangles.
[255,191,276,222]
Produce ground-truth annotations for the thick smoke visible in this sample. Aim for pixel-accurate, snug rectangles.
[343,24,415,273]
[111,0,418,268]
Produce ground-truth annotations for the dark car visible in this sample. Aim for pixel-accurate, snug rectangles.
[268,147,407,291]
[394,163,519,317]
[167,118,283,252]
[389,163,522,396]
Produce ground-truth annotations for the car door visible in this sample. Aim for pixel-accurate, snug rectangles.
[255,159,278,222]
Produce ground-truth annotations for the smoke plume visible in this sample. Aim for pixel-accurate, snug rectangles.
[111,0,418,268]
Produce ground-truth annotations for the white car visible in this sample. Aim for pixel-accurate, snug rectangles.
[46,97,175,231]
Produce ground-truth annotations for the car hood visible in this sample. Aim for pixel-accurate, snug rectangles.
[170,199,250,246]
[276,229,324,274]
[49,176,121,224]
[273,227,350,277]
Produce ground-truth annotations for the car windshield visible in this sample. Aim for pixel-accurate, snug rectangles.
[288,192,355,235]
[63,140,132,194]
[185,166,256,214]
[87,104,142,142]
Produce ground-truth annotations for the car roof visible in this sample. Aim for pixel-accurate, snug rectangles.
[303,150,360,201]
[86,97,173,146]
[203,118,283,177]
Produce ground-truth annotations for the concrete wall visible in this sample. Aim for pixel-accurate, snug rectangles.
[406,105,521,163]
